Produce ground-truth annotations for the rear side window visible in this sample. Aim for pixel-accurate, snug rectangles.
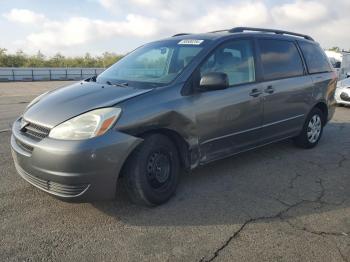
[258,39,304,81]
[298,41,332,74]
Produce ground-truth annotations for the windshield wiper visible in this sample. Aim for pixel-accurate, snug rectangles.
[106,80,129,87]
[85,75,97,82]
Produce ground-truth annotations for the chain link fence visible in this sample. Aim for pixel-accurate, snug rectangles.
[0,68,105,82]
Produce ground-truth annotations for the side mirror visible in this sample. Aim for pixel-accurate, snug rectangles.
[334,61,341,69]
[346,72,350,78]
[199,72,229,91]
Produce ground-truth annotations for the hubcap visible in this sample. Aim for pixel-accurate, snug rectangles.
[307,114,322,143]
[146,151,171,190]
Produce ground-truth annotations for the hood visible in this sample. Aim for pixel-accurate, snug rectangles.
[337,77,350,88]
[23,81,152,128]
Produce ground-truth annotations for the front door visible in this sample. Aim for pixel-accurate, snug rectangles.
[192,39,264,163]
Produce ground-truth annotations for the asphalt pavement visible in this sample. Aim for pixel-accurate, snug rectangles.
[0,81,349,261]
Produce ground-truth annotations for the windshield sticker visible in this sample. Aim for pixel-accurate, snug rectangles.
[178,39,204,45]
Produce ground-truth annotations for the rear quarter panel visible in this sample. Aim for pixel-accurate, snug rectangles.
[311,72,337,122]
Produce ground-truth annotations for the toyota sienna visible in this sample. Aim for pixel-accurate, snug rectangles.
[11,27,337,206]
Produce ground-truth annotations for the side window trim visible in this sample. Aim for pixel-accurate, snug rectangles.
[294,40,308,76]
[253,37,264,83]
[256,38,305,82]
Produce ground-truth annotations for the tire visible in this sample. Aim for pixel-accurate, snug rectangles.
[123,134,180,206]
[293,108,324,149]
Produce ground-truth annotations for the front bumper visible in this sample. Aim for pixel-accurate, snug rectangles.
[335,87,350,105]
[11,118,142,201]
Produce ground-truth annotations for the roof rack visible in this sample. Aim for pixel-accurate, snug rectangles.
[208,29,229,33]
[172,33,191,37]
[228,27,314,41]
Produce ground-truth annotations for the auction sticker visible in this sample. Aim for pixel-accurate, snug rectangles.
[178,40,204,45]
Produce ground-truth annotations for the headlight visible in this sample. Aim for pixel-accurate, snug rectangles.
[26,91,49,109]
[49,107,121,140]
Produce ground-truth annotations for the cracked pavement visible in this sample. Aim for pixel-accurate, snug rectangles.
[0,82,349,261]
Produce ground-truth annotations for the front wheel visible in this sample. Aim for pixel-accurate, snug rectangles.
[293,108,324,149]
[123,134,180,206]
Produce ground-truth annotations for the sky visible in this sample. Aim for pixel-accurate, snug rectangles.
[0,0,349,56]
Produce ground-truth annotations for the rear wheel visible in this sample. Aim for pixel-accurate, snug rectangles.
[123,134,180,206]
[293,108,324,149]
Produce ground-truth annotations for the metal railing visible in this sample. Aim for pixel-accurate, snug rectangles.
[0,68,105,82]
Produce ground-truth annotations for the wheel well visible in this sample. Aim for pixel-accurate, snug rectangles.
[138,129,191,170]
[313,102,328,124]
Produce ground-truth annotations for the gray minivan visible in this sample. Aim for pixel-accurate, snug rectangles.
[11,27,337,206]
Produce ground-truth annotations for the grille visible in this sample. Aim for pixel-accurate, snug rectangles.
[17,165,89,197]
[22,121,50,140]
[15,138,34,153]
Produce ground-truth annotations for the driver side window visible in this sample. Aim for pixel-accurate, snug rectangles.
[200,40,256,86]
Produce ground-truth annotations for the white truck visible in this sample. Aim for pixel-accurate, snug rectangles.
[325,50,350,80]
[326,50,350,105]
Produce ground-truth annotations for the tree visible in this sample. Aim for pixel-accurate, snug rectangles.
[0,48,7,67]
[0,49,124,68]
[8,50,27,67]
[24,50,46,67]
[0,48,6,56]
[329,47,341,52]
[100,52,123,68]
[49,53,66,67]
[35,50,45,62]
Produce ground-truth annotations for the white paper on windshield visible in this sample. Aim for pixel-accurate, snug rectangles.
[178,40,204,45]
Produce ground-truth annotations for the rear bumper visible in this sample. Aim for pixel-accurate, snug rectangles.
[11,118,142,201]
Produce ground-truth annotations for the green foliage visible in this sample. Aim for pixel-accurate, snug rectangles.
[328,47,341,52]
[0,49,123,68]
[327,47,350,53]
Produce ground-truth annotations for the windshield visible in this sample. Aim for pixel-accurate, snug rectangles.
[97,40,206,87]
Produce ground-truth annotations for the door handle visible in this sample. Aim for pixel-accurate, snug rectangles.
[264,85,275,94]
[249,88,262,97]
